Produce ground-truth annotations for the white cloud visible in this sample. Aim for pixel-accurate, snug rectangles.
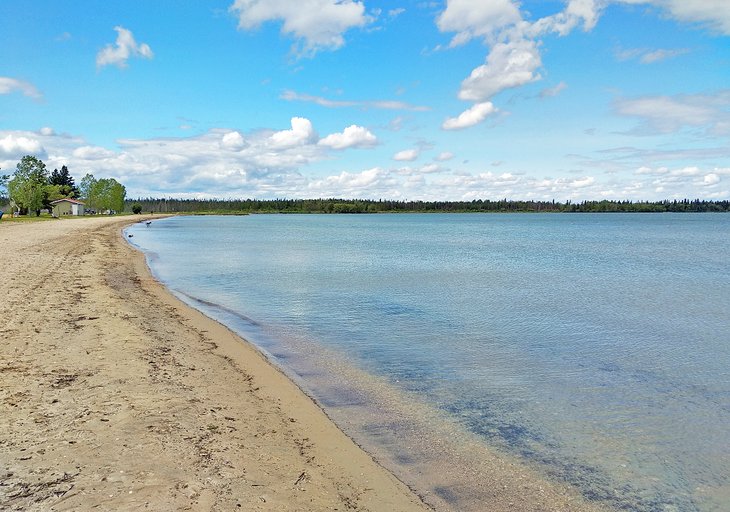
[703,173,721,185]
[635,166,665,175]
[570,176,596,188]
[281,90,430,111]
[458,39,542,102]
[96,26,153,69]
[393,149,419,161]
[442,102,497,130]
[229,0,369,55]
[0,134,45,158]
[318,125,377,149]
[542,1,730,37]
[312,167,385,190]
[640,48,690,63]
[281,90,353,108]
[530,0,602,36]
[539,81,568,98]
[436,0,521,47]
[614,90,730,135]
[2,125,726,202]
[72,146,117,160]
[388,8,405,19]
[419,164,442,174]
[435,151,454,162]
[616,46,690,63]
[270,117,318,148]
[39,127,55,136]
[0,77,42,100]
[618,0,730,35]
[221,131,246,150]
[436,0,730,135]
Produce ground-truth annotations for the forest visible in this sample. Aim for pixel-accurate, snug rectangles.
[125,197,730,214]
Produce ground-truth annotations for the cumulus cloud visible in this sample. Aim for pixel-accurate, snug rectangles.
[72,145,117,160]
[0,77,42,100]
[702,173,721,185]
[96,26,153,69]
[436,0,730,131]
[570,176,596,188]
[530,0,602,36]
[436,0,542,128]
[2,122,726,201]
[435,151,455,161]
[458,39,542,102]
[547,1,730,37]
[309,167,388,194]
[318,125,377,149]
[436,0,521,47]
[442,102,497,130]
[393,149,419,161]
[0,134,45,158]
[229,0,369,55]
[532,0,730,39]
[221,131,246,150]
[270,117,318,148]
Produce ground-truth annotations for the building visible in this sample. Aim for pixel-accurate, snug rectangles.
[51,198,86,216]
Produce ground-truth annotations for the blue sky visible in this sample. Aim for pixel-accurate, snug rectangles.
[1,0,729,201]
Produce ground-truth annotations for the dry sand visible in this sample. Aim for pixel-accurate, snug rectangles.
[0,216,611,512]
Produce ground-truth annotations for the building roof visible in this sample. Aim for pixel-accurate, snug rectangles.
[50,198,85,205]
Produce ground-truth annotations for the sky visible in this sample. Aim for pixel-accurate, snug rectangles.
[1,0,729,201]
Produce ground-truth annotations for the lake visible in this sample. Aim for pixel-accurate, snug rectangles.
[126,213,730,512]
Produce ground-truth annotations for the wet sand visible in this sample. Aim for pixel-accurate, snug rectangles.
[0,216,609,511]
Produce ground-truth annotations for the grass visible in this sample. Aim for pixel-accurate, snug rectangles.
[0,213,58,223]
[0,212,137,223]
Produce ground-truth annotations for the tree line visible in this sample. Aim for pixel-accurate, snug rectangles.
[126,197,730,214]
[0,155,126,216]
[3,157,727,216]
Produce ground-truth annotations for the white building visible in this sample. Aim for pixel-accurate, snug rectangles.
[51,198,86,216]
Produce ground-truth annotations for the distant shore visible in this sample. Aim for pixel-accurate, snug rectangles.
[121,197,730,214]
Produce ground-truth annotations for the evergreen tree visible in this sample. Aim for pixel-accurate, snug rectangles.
[49,165,80,198]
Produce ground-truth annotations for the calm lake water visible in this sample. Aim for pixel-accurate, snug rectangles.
[126,213,730,512]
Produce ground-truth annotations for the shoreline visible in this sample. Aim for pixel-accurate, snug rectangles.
[0,216,428,511]
[1,215,612,512]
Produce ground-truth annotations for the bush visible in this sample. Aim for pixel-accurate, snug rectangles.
[131,203,142,214]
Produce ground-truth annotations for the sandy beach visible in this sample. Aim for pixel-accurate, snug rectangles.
[0,216,612,512]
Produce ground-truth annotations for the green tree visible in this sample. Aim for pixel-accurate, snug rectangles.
[0,172,9,197]
[49,165,80,198]
[8,155,49,216]
[86,176,126,213]
[79,173,96,203]
[131,203,142,214]
[45,184,67,204]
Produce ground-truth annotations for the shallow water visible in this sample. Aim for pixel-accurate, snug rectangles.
[127,213,730,511]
